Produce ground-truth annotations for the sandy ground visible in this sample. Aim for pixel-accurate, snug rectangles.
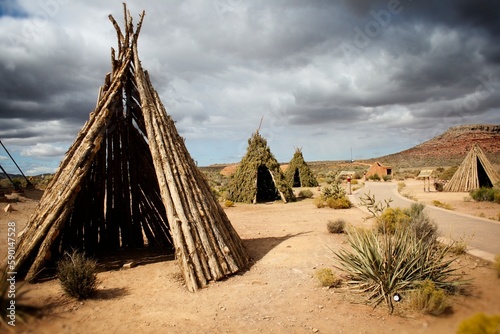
[1,181,500,334]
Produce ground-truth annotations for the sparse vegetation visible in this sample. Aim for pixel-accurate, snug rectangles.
[368,173,381,181]
[470,187,500,203]
[432,200,454,210]
[397,182,406,192]
[382,175,392,182]
[327,219,346,234]
[224,199,234,208]
[314,182,352,209]
[334,224,468,314]
[409,280,450,316]
[457,313,500,334]
[57,250,98,300]
[315,268,342,288]
[297,189,314,198]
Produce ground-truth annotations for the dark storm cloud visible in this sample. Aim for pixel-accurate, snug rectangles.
[0,0,498,171]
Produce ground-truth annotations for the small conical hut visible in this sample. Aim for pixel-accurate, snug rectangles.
[227,131,295,203]
[444,143,500,192]
[284,148,318,187]
[2,5,248,292]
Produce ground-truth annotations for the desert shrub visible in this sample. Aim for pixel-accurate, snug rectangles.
[457,313,500,334]
[326,197,352,209]
[321,182,346,200]
[369,173,381,181]
[350,179,358,185]
[409,280,450,316]
[315,268,342,288]
[397,182,406,192]
[376,203,438,243]
[224,199,234,207]
[494,255,500,278]
[57,250,98,300]
[298,189,314,198]
[432,200,454,210]
[334,224,465,314]
[382,175,392,182]
[313,197,325,208]
[327,219,346,234]
[470,187,500,203]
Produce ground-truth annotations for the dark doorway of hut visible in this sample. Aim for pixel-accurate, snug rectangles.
[256,165,280,203]
[477,157,493,187]
[293,168,301,187]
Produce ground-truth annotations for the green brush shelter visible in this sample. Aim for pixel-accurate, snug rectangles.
[227,131,295,203]
[285,148,318,187]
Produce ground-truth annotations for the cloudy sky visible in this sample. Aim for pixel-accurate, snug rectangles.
[1,0,499,175]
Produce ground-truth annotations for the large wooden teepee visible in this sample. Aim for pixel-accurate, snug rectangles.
[443,143,500,192]
[2,5,248,292]
[227,131,295,204]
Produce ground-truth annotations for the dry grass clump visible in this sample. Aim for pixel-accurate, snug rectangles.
[432,200,454,210]
[409,280,450,315]
[327,219,346,234]
[315,268,342,288]
[325,197,352,209]
[297,189,314,198]
[224,199,234,207]
[457,313,500,334]
[57,250,98,300]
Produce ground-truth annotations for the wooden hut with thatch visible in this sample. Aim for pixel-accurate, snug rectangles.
[444,143,499,192]
[284,148,318,187]
[227,131,295,203]
[1,5,248,292]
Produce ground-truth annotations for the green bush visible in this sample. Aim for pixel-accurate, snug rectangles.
[57,250,98,300]
[457,313,500,334]
[315,268,342,288]
[298,189,314,198]
[334,224,465,314]
[470,187,500,202]
[409,280,450,315]
[369,173,381,181]
[327,219,346,234]
[382,175,392,182]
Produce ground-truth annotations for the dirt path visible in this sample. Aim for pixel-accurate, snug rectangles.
[1,186,500,333]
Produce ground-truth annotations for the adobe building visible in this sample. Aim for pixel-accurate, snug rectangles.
[365,162,392,179]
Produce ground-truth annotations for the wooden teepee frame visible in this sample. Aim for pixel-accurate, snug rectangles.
[2,5,248,292]
[443,143,500,192]
[227,130,295,204]
[284,147,318,188]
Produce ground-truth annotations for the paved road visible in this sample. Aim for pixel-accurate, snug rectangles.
[349,182,500,262]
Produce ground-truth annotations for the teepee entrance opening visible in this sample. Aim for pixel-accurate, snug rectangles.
[256,165,279,202]
[477,157,493,188]
[293,168,301,187]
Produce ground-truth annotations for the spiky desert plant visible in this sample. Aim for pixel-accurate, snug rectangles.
[334,226,467,314]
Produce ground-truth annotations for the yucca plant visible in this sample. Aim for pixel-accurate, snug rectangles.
[334,226,468,314]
